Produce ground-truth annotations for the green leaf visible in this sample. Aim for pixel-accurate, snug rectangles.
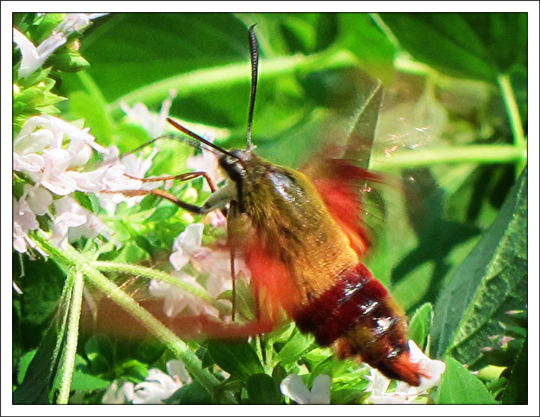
[165,380,213,405]
[408,303,433,351]
[501,335,527,405]
[16,349,37,385]
[206,340,264,381]
[247,373,282,404]
[437,357,496,404]
[47,48,91,73]
[380,13,527,83]
[80,13,250,105]
[275,328,314,365]
[70,370,111,391]
[84,336,112,376]
[13,317,63,404]
[431,166,527,362]
[69,90,114,145]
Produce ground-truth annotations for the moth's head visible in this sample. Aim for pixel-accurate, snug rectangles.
[218,148,255,183]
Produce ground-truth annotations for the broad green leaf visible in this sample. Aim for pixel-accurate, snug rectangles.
[379,13,527,83]
[80,13,250,104]
[247,373,282,404]
[431,166,527,360]
[408,303,433,351]
[206,340,264,381]
[437,357,496,404]
[13,314,64,404]
[501,335,527,405]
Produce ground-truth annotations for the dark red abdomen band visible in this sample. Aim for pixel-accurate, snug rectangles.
[292,264,388,344]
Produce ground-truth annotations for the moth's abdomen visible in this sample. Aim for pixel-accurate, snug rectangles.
[292,263,423,386]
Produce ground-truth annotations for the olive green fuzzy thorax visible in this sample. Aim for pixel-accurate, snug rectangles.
[239,153,358,301]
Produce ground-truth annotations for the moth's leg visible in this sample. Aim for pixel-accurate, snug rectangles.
[102,180,237,215]
[124,171,218,193]
[105,188,208,215]
[124,171,205,183]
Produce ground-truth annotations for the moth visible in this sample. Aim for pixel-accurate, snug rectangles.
[118,26,427,386]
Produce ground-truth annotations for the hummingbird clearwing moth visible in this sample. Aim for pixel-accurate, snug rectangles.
[114,25,429,386]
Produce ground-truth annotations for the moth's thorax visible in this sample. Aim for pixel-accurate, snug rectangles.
[227,150,359,302]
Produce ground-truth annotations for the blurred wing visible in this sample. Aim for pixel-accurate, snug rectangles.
[308,159,382,256]
[300,69,384,255]
[227,209,301,323]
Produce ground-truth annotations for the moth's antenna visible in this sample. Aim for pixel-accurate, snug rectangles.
[166,117,239,159]
[246,25,259,150]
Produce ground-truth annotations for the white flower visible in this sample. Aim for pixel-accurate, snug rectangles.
[13,14,108,79]
[13,28,66,78]
[170,223,247,298]
[185,131,225,193]
[102,380,135,404]
[120,90,176,138]
[149,273,219,318]
[51,196,105,249]
[23,184,53,216]
[102,360,185,405]
[364,340,446,404]
[13,197,39,253]
[131,368,182,404]
[54,13,108,34]
[280,374,332,405]
[14,115,109,196]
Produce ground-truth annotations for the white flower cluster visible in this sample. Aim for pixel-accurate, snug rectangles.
[150,223,250,320]
[102,360,191,404]
[13,13,107,79]
[13,115,113,252]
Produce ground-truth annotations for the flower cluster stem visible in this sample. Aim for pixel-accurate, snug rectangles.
[32,231,235,404]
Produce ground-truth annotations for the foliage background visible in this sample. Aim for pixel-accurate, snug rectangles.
[12,12,528,405]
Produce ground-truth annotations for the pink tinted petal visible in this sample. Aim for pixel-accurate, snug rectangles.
[36,32,66,59]
[13,28,40,78]
[25,185,53,216]
[13,128,55,155]
[169,250,190,271]
[174,223,204,252]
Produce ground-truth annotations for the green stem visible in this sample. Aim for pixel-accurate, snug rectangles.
[497,73,525,148]
[32,231,235,404]
[370,144,527,171]
[56,270,84,404]
[106,48,356,118]
[497,73,527,176]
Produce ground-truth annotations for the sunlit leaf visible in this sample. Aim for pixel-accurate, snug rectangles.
[431,166,527,361]
[437,357,496,404]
